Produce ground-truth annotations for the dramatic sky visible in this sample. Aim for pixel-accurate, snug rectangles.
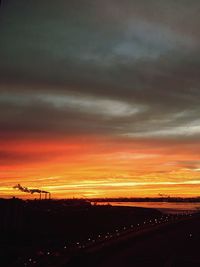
[1,0,200,198]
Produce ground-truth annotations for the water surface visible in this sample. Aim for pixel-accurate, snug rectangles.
[94,201,200,214]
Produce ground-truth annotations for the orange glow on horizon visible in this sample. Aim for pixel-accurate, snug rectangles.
[1,136,200,199]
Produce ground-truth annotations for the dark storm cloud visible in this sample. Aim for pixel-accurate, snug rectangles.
[0,0,200,139]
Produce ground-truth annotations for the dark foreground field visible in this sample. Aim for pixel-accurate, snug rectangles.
[71,213,200,267]
[1,198,199,267]
[0,198,161,267]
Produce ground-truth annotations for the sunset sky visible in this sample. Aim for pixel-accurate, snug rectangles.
[1,0,200,198]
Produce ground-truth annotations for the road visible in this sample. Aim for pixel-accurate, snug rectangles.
[68,214,200,267]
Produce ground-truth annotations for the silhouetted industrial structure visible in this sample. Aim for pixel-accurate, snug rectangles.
[13,184,51,199]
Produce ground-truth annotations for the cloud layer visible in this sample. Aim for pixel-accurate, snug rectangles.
[0,0,200,197]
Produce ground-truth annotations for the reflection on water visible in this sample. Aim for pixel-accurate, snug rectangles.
[95,202,200,214]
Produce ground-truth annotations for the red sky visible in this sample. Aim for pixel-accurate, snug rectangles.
[1,136,200,198]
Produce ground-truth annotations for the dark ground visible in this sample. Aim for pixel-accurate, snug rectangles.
[69,214,200,267]
[1,198,200,267]
[0,198,162,267]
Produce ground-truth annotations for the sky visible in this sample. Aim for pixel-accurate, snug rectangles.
[1,0,200,198]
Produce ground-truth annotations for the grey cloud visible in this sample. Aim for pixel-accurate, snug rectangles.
[1,90,200,141]
[0,0,200,140]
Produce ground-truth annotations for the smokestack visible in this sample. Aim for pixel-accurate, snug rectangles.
[13,184,50,200]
